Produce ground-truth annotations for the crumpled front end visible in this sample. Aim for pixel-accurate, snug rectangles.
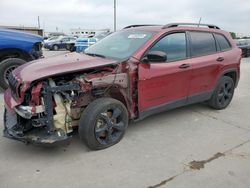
[3,59,136,146]
[3,78,80,145]
[4,108,69,145]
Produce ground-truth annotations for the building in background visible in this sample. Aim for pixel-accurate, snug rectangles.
[70,28,110,37]
[236,33,250,39]
[0,25,43,36]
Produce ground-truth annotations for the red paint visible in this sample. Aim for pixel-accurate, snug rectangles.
[30,82,43,105]
[13,52,117,83]
[4,89,21,110]
[138,59,192,111]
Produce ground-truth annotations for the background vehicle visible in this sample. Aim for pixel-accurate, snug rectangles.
[236,39,250,57]
[75,32,111,53]
[4,23,241,150]
[43,36,76,50]
[43,36,62,44]
[0,28,43,90]
[65,39,77,52]
[75,37,97,52]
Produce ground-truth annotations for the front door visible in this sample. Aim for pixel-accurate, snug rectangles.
[138,32,192,112]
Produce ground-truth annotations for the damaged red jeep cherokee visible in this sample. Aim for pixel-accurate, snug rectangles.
[4,23,241,150]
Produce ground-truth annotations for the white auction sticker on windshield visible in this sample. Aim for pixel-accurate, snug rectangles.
[128,34,147,39]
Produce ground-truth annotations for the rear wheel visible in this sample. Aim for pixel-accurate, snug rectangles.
[78,98,128,150]
[0,58,26,90]
[66,44,70,50]
[208,76,235,110]
[69,45,76,52]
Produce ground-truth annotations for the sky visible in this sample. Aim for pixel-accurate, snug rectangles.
[0,0,250,36]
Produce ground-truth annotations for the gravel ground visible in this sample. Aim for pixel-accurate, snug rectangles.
[0,51,249,188]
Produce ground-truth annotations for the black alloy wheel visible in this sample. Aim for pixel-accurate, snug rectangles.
[209,76,235,109]
[217,80,234,107]
[95,108,126,145]
[79,98,128,150]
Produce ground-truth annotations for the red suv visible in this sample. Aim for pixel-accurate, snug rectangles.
[4,23,241,150]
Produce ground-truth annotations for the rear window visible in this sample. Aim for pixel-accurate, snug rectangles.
[215,34,231,51]
[190,32,217,57]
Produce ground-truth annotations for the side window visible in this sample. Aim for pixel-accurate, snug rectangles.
[215,34,231,51]
[149,32,187,62]
[190,32,216,57]
[62,38,70,42]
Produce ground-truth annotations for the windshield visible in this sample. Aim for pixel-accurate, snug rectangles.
[85,30,154,60]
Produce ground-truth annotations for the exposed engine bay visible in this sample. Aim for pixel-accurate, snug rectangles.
[4,62,137,145]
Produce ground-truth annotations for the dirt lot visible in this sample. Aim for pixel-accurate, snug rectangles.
[0,51,249,188]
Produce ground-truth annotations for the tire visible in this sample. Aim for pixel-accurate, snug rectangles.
[66,44,75,52]
[52,45,59,51]
[66,44,70,50]
[78,98,128,150]
[208,76,235,110]
[69,45,76,52]
[0,58,26,90]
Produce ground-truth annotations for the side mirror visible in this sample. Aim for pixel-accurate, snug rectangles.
[144,51,167,63]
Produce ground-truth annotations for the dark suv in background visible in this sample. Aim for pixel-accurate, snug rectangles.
[43,36,76,51]
[4,23,241,150]
[236,39,250,57]
[0,28,43,90]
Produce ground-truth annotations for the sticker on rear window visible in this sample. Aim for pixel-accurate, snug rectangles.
[128,34,147,39]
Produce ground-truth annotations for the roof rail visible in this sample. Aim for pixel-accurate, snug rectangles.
[123,24,160,29]
[162,23,220,29]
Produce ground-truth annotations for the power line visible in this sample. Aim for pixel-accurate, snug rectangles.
[114,0,116,31]
[37,16,40,29]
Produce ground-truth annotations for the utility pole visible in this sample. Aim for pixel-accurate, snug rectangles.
[114,0,116,31]
[37,16,40,29]
[198,17,202,27]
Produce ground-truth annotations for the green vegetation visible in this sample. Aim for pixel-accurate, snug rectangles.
[230,32,236,39]
[230,32,250,39]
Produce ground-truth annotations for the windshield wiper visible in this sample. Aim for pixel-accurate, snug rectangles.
[85,53,106,58]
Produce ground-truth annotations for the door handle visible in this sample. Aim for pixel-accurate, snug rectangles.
[179,64,190,69]
[216,57,224,62]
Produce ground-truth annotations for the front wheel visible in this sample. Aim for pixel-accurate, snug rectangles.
[0,58,26,90]
[52,44,59,51]
[208,76,235,110]
[78,98,128,150]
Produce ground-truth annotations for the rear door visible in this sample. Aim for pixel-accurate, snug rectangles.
[187,31,221,101]
[138,32,192,112]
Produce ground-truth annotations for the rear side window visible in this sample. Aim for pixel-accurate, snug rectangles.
[215,34,231,51]
[149,32,187,62]
[190,32,216,57]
